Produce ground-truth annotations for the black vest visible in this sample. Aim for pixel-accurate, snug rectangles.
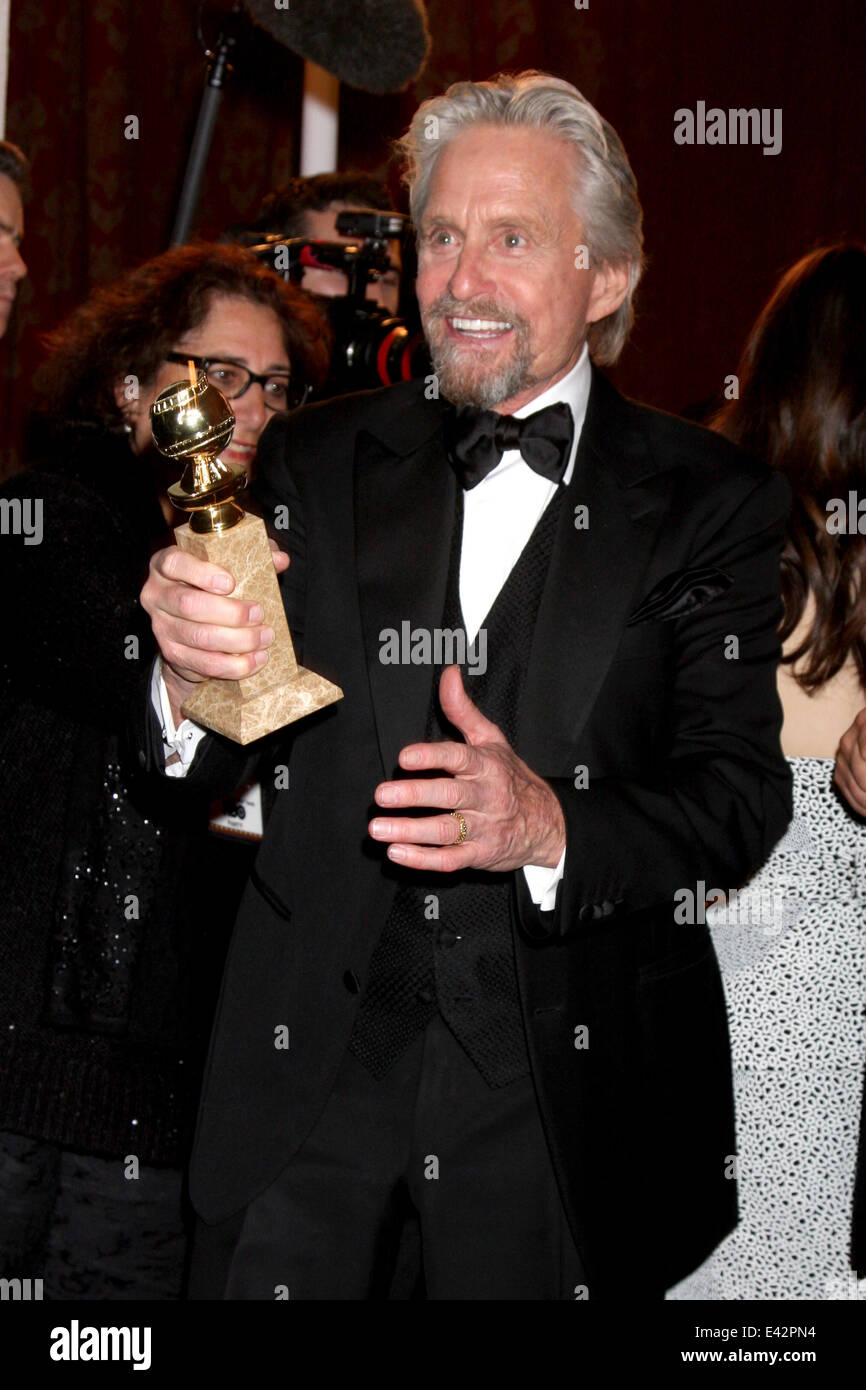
[348,484,565,1088]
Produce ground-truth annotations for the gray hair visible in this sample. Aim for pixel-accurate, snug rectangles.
[0,140,29,192]
[398,71,644,365]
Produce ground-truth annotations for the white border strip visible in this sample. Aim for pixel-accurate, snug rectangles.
[300,60,339,176]
[0,0,9,140]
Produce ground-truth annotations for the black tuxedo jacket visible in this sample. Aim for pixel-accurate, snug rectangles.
[138,369,792,1295]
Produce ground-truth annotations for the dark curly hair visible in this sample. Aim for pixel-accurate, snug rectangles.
[0,140,29,191]
[36,241,331,429]
[713,242,866,693]
[252,171,394,238]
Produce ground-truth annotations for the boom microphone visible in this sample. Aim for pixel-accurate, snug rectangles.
[245,0,431,94]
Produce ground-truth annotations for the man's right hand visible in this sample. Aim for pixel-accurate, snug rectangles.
[834,706,866,816]
[140,540,288,727]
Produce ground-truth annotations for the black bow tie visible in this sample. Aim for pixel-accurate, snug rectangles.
[443,400,574,490]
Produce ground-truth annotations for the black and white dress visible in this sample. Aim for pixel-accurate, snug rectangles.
[667,757,866,1300]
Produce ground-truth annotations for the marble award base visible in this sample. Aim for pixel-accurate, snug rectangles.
[175,512,342,744]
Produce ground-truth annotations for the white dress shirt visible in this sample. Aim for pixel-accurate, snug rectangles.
[155,343,592,910]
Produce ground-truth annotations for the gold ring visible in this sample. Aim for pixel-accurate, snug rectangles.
[450,810,468,845]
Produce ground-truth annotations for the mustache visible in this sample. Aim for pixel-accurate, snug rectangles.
[423,293,526,329]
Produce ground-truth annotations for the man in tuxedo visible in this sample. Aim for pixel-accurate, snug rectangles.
[140,72,791,1299]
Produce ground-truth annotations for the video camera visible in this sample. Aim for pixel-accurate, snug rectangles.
[252,209,430,396]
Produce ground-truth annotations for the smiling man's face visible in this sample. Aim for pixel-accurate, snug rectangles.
[0,172,27,339]
[416,124,627,414]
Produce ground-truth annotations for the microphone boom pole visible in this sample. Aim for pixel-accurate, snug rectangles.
[170,28,236,246]
[168,0,430,246]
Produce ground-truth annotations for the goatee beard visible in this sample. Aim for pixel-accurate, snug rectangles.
[422,296,536,410]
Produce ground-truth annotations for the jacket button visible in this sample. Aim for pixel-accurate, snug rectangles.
[415,987,435,1004]
[437,928,458,948]
[343,970,361,994]
[578,904,597,922]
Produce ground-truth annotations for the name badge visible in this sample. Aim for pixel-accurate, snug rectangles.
[209,781,264,841]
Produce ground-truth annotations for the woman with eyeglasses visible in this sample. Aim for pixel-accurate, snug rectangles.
[0,243,328,1298]
[52,243,323,497]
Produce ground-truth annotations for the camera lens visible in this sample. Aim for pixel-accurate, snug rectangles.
[328,303,430,393]
[346,317,429,387]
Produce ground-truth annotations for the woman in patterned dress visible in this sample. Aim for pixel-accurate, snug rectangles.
[669,243,866,1300]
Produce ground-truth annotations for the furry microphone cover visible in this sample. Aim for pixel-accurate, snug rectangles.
[246,0,431,93]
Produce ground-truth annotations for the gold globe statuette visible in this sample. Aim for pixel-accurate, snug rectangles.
[150,370,342,743]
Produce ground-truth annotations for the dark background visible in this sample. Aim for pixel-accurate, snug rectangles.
[1,0,863,475]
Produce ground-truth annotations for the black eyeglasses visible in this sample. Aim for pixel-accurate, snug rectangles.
[165,354,310,413]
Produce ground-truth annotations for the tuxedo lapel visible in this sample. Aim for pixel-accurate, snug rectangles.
[518,370,675,771]
[355,406,457,777]
[354,373,677,778]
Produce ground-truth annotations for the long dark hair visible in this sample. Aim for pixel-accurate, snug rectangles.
[36,241,331,430]
[713,242,866,692]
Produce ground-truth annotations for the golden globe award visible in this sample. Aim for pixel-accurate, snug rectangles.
[150,367,342,744]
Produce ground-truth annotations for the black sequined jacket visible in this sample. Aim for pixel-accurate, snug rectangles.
[0,425,234,1165]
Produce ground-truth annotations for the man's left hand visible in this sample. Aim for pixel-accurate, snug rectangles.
[369,665,567,873]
